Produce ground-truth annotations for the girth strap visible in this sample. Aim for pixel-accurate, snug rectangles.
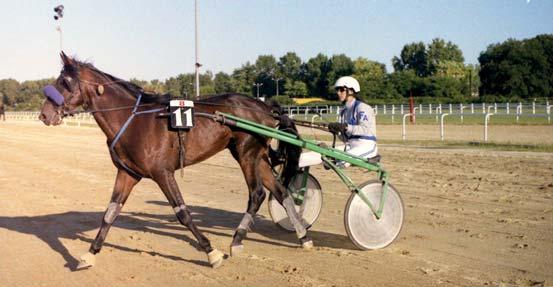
[177,129,187,178]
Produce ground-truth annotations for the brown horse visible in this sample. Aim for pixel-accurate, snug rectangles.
[39,52,312,269]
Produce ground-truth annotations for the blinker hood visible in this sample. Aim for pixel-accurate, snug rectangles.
[43,85,64,106]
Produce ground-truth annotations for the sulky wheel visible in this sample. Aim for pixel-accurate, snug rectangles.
[268,171,323,232]
[344,180,404,250]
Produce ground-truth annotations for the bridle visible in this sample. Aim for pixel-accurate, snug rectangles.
[53,71,160,118]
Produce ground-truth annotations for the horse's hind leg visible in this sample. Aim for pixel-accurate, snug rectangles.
[153,170,224,268]
[77,169,140,270]
[230,151,267,256]
[259,159,314,249]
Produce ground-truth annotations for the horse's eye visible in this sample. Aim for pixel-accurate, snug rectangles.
[63,77,73,91]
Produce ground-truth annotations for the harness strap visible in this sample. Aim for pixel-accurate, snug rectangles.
[177,129,187,178]
[108,94,165,179]
[349,135,377,141]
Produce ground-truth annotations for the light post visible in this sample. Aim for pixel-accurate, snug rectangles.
[53,5,64,52]
[253,83,263,99]
[274,78,283,97]
[194,0,201,100]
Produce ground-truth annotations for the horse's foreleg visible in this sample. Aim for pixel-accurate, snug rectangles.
[259,160,314,249]
[77,169,140,270]
[153,170,224,268]
[230,157,266,256]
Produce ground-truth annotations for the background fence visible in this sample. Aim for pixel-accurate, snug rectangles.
[4,112,97,127]
[285,102,552,124]
[285,102,552,143]
[4,101,552,144]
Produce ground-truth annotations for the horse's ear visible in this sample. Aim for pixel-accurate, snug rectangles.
[60,51,74,66]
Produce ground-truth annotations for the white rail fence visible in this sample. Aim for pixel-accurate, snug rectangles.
[285,101,552,123]
[4,112,97,127]
[287,102,551,142]
[4,103,552,143]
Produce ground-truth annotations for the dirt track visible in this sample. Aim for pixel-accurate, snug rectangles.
[1,121,552,287]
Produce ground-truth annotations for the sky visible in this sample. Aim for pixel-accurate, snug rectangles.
[0,0,551,82]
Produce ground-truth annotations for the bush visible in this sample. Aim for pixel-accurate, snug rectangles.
[271,95,295,105]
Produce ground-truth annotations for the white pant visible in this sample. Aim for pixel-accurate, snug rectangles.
[298,139,378,168]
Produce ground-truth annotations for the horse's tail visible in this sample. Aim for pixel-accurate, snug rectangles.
[268,100,301,188]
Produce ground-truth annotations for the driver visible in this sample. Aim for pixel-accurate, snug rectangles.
[298,76,377,168]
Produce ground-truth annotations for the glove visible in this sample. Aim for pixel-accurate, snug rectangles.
[328,122,347,135]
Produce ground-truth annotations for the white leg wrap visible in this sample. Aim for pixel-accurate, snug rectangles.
[104,202,122,224]
[237,213,254,231]
[282,196,307,238]
[173,204,186,214]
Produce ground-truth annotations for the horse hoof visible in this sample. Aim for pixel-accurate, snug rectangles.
[230,244,244,257]
[76,252,96,270]
[207,249,224,268]
[301,240,314,249]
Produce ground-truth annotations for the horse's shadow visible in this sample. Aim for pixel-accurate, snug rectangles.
[0,202,355,270]
[142,200,356,250]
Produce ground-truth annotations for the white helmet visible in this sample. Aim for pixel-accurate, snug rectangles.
[334,76,360,93]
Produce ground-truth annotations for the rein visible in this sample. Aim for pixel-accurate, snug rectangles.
[61,77,160,117]
[62,103,159,117]
[62,100,278,119]
[62,76,278,118]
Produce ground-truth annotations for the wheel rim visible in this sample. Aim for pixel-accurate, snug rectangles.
[345,181,404,250]
[268,173,323,231]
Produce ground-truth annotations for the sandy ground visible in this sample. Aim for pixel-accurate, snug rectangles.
[1,121,552,287]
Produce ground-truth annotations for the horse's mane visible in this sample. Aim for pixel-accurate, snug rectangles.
[67,58,170,104]
[67,58,274,109]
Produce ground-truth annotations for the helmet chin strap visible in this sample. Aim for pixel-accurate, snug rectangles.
[342,91,355,105]
[339,87,349,104]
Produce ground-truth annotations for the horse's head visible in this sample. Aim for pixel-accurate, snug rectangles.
[39,52,91,126]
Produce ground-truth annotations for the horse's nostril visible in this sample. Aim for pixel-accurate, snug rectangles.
[39,113,46,121]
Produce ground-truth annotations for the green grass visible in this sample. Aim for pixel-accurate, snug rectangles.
[298,134,553,153]
[380,140,553,153]
[376,114,551,125]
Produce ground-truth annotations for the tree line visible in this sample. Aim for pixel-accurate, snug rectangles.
[1,34,551,111]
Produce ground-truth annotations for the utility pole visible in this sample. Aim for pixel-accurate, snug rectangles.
[469,68,472,97]
[194,0,201,100]
[253,83,263,99]
[409,90,415,124]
